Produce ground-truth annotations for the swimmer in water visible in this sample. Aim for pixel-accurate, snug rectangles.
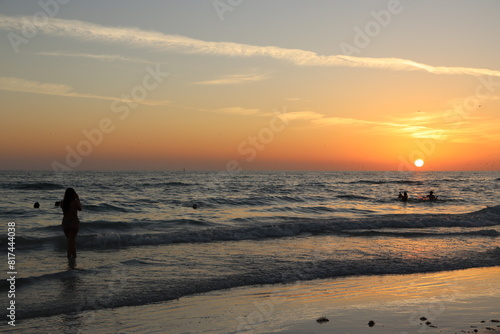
[425,191,437,201]
[398,192,408,202]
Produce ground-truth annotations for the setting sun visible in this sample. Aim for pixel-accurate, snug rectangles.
[415,159,425,168]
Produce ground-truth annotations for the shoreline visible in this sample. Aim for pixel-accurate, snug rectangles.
[8,266,500,333]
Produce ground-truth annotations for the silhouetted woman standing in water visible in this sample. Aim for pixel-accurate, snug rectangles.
[60,188,82,259]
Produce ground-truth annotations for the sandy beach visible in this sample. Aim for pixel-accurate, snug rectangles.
[11,266,499,333]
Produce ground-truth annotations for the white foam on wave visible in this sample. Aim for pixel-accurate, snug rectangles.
[9,205,500,251]
[88,205,499,246]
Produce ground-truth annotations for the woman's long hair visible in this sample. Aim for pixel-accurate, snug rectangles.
[62,188,78,211]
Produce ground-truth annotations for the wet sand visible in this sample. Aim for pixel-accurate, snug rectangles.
[9,266,499,333]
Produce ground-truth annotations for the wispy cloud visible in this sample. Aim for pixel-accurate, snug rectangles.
[395,125,448,140]
[381,110,500,143]
[200,102,498,144]
[388,112,445,126]
[0,76,169,106]
[441,118,500,143]
[268,109,449,141]
[36,51,155,64]
[206,105,421,134]
[0,77,72,95]
[279,110,325,122]
[1,15,500,77]
[212,107,264,116]
[194,72,270,85]
[207,104,495,144]
[207,108,325,120]
[312,114,402,128]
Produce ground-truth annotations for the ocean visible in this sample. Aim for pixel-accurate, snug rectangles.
[0,170,499,331]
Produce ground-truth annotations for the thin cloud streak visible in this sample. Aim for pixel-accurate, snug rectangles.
[194,73,271,85]
[308,111,450,140]
[0,76,72,95]
[213,107,264,116]
[199,103,496,144]
[0,77,169,106]
[279,111,325,121]
[1,15,500,77]
[36,51,156,64]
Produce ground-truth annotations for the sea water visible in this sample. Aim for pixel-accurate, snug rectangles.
[0,170,499,326]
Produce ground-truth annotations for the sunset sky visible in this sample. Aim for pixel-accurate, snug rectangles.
[1,0,499,171]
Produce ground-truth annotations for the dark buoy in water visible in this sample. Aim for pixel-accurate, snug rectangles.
[192,204,198,209]
[34,202,40,208]
[368,320,375,327]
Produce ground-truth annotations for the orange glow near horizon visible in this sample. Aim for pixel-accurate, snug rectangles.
[1,98,499,171]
